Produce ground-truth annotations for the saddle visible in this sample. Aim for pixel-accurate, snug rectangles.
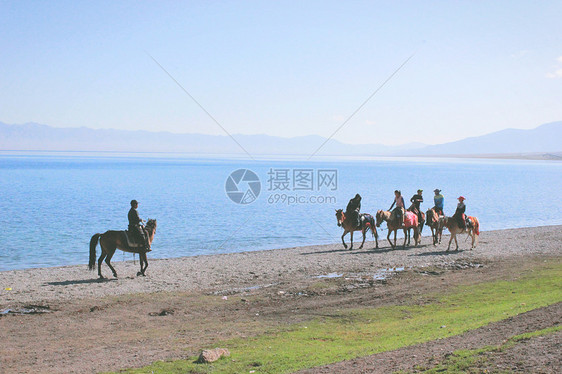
[403,211,418,228]
[123,230,144,248]
[356,214,367,227]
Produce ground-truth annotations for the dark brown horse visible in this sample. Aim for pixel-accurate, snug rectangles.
[426,207,443,245]
[335,209,378,250]
[89,219,157,278]
[376,210,420,249]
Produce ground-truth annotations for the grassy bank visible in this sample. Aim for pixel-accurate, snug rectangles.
[115,260,562,374]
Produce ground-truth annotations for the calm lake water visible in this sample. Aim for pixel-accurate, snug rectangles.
[1,152,561,271]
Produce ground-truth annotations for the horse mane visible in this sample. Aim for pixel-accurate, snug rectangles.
[145,219,157,231]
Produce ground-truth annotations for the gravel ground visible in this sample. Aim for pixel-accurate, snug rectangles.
[1,225,560,305]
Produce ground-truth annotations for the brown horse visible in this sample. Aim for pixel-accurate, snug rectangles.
[89,219,157,278]
[426,208,444,245]
[335,209,378,250]
[376,210,420,249]
[442,215,480,251]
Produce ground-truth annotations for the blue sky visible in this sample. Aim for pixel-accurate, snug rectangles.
[1,1,561,145]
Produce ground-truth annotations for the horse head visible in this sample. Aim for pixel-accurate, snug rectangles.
[145,219,157,233]
[335,209,344,227]
[426,209,436,225]
[375,210,383,227]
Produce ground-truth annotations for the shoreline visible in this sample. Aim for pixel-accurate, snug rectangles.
[1,225,560,306]
[2,223,562,274]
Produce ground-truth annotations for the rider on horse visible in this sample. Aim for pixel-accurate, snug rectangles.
[128,199,151,252]
[389,190,405,227]
[409,189,424,223]
[453,196,469,230]
[433,189,444,216]
[346,193,362,228]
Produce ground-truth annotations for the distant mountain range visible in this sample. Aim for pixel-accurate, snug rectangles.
[412,121,562,156]
[0,121,561,158]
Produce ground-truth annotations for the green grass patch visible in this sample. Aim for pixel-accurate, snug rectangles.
[115,261,562,374]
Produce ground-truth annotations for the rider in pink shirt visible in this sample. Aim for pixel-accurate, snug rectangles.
[389,190,406,226]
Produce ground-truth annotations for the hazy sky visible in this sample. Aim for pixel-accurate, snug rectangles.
[1,1,561,145]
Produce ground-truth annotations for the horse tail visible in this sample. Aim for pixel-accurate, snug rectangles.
[369,216,378,238]
[89,233,101,270]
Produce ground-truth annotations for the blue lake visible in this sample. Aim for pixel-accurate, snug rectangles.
[1,152,561,271]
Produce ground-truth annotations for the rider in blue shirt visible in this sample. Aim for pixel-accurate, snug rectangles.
[433,189,444,215]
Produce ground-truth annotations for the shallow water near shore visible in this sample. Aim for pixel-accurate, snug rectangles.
[1,151,561,271]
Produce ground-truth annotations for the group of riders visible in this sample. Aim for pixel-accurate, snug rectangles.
[129,190,470,253]
[345,189,471,230]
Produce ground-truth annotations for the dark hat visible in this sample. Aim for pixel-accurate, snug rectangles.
[417,189,423,193]
[434,189,441,193]
[130,199,138,206]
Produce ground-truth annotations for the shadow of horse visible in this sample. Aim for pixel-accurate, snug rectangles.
[410,249,466,257]
[345,246,399,255]
[45,278,118,286]
[300,248,357,256]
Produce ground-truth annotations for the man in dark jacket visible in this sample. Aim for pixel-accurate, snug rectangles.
[128,200,150,252]
[345,194,362,228]
[409,189,424,223]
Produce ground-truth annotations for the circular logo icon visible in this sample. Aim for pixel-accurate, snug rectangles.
[225,169,261,204]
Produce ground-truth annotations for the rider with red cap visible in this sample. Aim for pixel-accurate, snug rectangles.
[453,196,467,229]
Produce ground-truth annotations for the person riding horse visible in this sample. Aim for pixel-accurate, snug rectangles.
[453,196,468,230]
[389,190,406,227]
[433,189,444,216]
[128,199,150,252]
[345,194,362,228]
[409,189,424,223]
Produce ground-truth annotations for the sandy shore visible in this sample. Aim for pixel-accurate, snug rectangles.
[1,225,560,306]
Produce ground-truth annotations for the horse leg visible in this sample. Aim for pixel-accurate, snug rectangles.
[359,229,366,249]
[387,230,394,249]
[454,234,459,251]
[137,253,145,276]
[470,232,476,250]
[105,249,118,278]
[402,229,407,249]
[349,230,354,250]
[415,228,420,246]
[97,252,106,279]
[447,234,454,251]
[138,252,148,276]
[431,227,436,246]
[341,231,348,249]
[143,253,149,274]
[373,225,379,249]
